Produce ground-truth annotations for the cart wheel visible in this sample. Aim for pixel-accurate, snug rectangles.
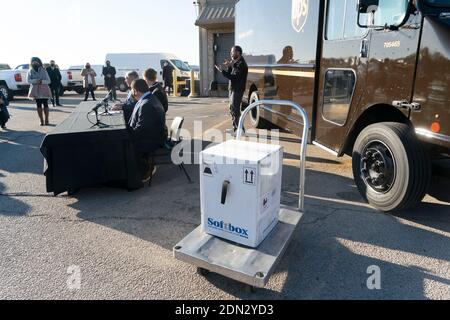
[246,285,257,294]
[197,267,210,276]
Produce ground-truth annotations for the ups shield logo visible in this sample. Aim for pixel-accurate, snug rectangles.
[292,0,309,33]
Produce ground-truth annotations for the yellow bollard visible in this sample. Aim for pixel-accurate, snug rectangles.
[189,70,199,98]
[173,69,178,97]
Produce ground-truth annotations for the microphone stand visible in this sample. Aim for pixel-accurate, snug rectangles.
[100,90,114,116]
[88,101,109,128]
[90,108,109,128]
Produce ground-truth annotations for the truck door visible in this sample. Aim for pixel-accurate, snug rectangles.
[363,1,421,118]
[314,0,420,154]
[314,0,370,153]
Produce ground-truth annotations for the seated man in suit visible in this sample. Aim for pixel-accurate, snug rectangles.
[128,79,167,182]
[112,70,140,123]
[143,68,168,114]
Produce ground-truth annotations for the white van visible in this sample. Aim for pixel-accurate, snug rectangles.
[105,53,192,91]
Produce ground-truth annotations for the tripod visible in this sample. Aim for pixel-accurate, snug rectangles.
[90,109,108,128]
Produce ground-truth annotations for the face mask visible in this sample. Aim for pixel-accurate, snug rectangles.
[32,64,39,71]
[50,63,55,67]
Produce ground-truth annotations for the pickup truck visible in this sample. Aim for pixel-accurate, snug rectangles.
[14,64,83,96]
[67,64,134,93]
[65,66,86,94]
[0,64,30,101]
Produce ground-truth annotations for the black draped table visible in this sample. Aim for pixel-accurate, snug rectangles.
[40,101,143,195]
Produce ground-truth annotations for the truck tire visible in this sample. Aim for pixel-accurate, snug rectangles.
[352,122,431,212]
[249,91,271,129]
[0,85,13,101]
[75,88,85,95]
[117,78,128,92]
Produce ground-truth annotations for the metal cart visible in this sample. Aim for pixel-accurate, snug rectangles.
[173,100,309,290]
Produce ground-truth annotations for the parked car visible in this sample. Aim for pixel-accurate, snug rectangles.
[0,64,30,100]
[105,53,191,91]
[16,63,70,96]
[0,64,11,71]
[66,65,88,94]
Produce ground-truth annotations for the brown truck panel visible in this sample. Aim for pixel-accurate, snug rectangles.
[411,16,450,150]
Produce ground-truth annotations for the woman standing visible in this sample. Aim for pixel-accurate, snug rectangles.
[27,57,52,126]
[81,63,97,101]
[0,90,10,130]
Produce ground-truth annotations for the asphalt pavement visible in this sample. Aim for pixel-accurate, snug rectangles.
[0,91,449,300]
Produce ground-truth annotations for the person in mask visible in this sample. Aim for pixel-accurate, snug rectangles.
[46,60,63,107]
[81,63,97,101]
[27,57,52,126]
[0,90,10,130]
[102,60,117,101]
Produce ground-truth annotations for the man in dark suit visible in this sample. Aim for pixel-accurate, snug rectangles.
[143,68,168,114]
[46,60,63,107]
[102,60,117,101]
[128,79,166,182]
[215,46,248,132]
[162,61,174,95]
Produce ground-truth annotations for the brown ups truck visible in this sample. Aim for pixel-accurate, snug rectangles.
[235,0,449,212]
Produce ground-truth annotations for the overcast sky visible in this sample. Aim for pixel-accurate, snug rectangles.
[1,0,200,69]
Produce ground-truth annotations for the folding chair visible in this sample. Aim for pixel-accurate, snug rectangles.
[147,117,192,187]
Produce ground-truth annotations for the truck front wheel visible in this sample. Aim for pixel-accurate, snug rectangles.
[0,85,13,101]
[352,122,431,212]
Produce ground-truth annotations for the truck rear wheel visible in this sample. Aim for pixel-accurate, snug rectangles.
[75,88,85,95]
[249,91,271,129]
[352,122,431,212]
[117,79,128,92]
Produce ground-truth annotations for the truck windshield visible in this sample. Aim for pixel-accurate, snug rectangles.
[425,0,450,7]
[170,60,190,72]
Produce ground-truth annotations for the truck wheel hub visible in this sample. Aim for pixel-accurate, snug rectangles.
[360,141,396,194]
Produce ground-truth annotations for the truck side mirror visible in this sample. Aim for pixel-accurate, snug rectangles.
[357,0,379,28]
[358,0,379,13]
[357,0,411,30]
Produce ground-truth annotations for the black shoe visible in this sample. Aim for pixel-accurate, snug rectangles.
[93,98,97,101]
[84,99,88,101]
[56,104,63,107]
[1,125,6,130]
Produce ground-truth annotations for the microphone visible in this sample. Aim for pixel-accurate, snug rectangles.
[103,90,113,102]
[91,102,104,113]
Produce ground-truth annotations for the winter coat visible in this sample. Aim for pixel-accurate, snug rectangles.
[0,91,10,125]
[81,68,97,88]
[27,67,52,99]
[102,66,117,87]
[46,66,62,88]
[222,57,248,92]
